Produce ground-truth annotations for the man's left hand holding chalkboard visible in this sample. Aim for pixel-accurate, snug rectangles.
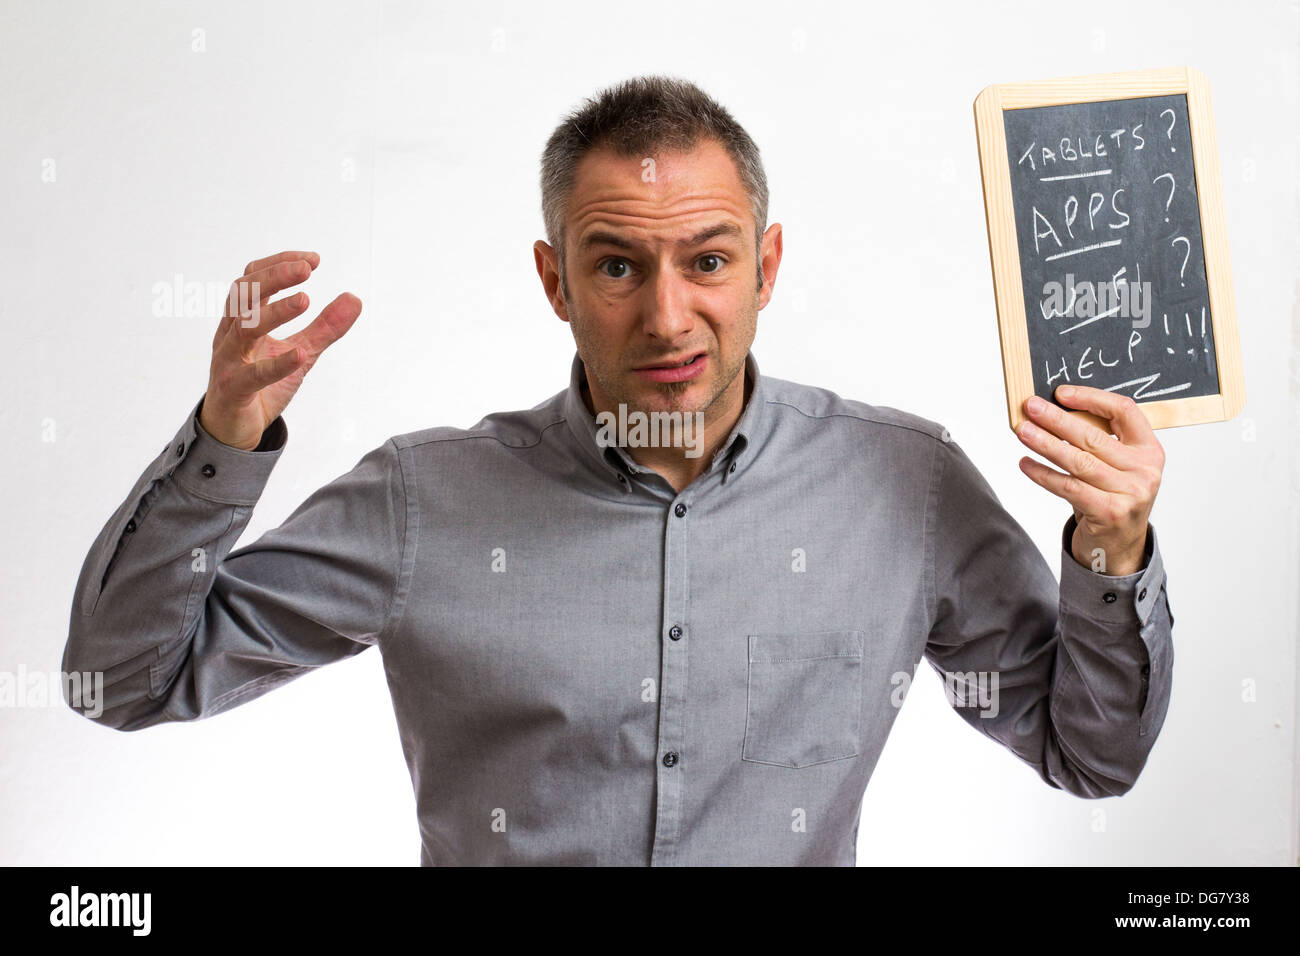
[1015,385,1164,577]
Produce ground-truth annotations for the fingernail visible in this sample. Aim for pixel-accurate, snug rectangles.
[1028,396,1045,413]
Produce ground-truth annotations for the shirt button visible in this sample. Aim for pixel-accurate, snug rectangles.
[617,474,626,484]
[176,442,185,457]
[201,463,216,478]
[125,519,137,533]
[662,751,679,767]
[729,461,736,473]
[674,503,687,517]
[1102,591,1117,604]
[1138,587,1147,601]
[668,625,682,641]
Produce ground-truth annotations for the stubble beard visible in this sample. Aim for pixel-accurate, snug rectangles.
[566,294,753,420]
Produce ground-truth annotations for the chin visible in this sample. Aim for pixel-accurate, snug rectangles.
[639,382,711,412]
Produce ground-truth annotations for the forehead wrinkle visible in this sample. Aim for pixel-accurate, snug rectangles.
[572,187,747,216]
[570,197,751,249]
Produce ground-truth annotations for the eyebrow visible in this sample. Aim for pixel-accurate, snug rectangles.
[578,221,744,253]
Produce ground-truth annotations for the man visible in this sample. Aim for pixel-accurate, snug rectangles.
[64,75,1172,866]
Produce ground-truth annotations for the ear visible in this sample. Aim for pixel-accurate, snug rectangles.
[756,223,783,311]
[534,240,570,322]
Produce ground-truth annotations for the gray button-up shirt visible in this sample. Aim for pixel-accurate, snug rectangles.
[64,350,1174,865]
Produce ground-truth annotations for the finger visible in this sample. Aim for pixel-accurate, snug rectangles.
[1024,392,1136,471]
[216,253,319,338]
[233,259,314,310]
[1053,384,1157,447]
[228,347,305,397]
[222,260,314,337]
[284,292,363,358]
[1016,417,1131,494]
[1018,456,1111,514]
[231,290,311,340]
[244,250,320,277]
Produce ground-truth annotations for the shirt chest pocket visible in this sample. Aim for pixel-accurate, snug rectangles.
[742,630,865,769]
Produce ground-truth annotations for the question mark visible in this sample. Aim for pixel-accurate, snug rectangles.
[1160,108,1176,151]
[1171,236,1190,287]
[1153,173,1176,222]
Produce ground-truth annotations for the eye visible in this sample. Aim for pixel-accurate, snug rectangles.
[599,258,631,278]
[697,254,724,273]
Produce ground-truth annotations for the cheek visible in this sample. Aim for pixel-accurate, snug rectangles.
[708,289,757,332]
[572,285,630,324]
[568,312,621,362]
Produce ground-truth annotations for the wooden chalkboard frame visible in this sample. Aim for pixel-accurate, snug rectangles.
[974,67,1244,432]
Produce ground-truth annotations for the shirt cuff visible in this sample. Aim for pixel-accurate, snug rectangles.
[153,394,288,505]
[1058,514,1165,626]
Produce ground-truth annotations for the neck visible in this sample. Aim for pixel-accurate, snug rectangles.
[582,365,750,493]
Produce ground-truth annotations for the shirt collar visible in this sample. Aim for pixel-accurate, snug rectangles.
[560,349,767,492]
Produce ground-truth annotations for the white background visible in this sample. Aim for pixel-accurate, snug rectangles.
[1,0,1295,865]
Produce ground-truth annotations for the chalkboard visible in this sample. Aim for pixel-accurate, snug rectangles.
[974,68,1243,432]
[1004,94,1216,406]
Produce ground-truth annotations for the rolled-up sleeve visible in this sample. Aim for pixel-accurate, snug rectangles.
[923,436,1174,798]
[62,395,409,732]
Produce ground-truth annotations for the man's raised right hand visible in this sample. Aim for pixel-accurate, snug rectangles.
[198,250,362,450]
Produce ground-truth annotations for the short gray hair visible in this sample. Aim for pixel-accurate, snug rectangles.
[539,75,770,298]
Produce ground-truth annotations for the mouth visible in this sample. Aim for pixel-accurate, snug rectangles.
[631,351,709,383]
[634,352,705,370]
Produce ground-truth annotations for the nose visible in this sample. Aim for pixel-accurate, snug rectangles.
[639,265,696,343]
